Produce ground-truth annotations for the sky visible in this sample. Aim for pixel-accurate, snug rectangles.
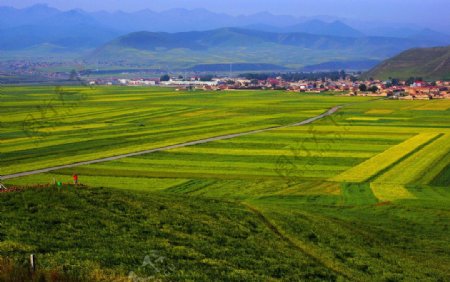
[1,0,449,29]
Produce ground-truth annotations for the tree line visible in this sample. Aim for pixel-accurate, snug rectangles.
[239,71,350,82]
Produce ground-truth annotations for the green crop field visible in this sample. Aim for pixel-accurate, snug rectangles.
[1,86,450,281]
[0,86,359,175]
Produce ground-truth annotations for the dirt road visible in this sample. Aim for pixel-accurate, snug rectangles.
[1,106,341,180]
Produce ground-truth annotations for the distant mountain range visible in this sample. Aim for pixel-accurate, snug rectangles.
[86,28,449,69]
[301,60,380,72]
[364,46,450,80]
[187,63,287,72]
[1,4,450,72]
[0,9,119,50]
[1,4,450,50]
[245,20,364,38]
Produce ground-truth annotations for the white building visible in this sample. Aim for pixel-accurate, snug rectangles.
[159,80,218,86]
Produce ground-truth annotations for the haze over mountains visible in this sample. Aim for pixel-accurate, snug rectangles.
[1,4,450,71]
[244,20,365,38]
[89,28,447,69]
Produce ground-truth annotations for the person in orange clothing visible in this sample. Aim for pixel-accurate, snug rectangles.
[73,173,78,185]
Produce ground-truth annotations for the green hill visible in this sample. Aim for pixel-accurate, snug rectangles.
[87,28,441,69]
[0,186,336,281]
[364,45,450,80]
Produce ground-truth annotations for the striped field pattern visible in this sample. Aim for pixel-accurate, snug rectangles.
[3,87,450,280]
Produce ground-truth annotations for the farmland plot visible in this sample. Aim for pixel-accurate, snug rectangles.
[374,134,450,186]
[0,86,363,175]
[329,133,440,183]
[2,87,450,281]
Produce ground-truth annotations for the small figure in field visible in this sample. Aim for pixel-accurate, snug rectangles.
[73,173,78,185]
[57,181,63,191]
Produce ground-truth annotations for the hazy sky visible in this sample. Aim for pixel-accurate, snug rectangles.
[1,0,449,28]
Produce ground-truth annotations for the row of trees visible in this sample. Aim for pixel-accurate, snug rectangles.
[239,71,349,82]
[359,84,378,93]
[160,74,215,82]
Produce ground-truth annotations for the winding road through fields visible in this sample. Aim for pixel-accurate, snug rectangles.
[1,106,341,180]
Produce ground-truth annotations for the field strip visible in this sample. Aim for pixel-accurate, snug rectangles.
[170,147,375,158]
[112,158,351,171]
[373,134,450,186]
[370,183,416,202]
[329,133,441,183]
[1,106,341,180]
[275,125,450,134]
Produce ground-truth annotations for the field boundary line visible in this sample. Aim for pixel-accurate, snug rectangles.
[242,203,357,281]
[2,106,341,180]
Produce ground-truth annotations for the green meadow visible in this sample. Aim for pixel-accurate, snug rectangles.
[1,86,450,281]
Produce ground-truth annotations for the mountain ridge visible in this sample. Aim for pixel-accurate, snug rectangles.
[244,20,364,37]
[87,28,449,69]
[1,4,450,71]
[364,46,450,80]
[2,4,449,37]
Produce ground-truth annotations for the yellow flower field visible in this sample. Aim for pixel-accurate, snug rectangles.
[330,133,440,183]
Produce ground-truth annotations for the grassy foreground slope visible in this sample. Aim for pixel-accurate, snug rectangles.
[2,87,450,281]
[0,187,340,281]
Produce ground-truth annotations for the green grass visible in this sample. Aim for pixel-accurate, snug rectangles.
[364,45,450,80]
[431,162,450,187]
[0,187,337,281]
[2,86,450,281]
[247,195,450,281]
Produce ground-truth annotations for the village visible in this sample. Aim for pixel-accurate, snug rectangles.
[1,58,449,100]
[89,75,450,100]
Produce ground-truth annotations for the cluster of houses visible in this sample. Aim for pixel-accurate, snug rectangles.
[1,59,448,100]
[87,76,450,99]
[347,80,450,100]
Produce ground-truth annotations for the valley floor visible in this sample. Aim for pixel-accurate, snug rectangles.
[1,87,449,281]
